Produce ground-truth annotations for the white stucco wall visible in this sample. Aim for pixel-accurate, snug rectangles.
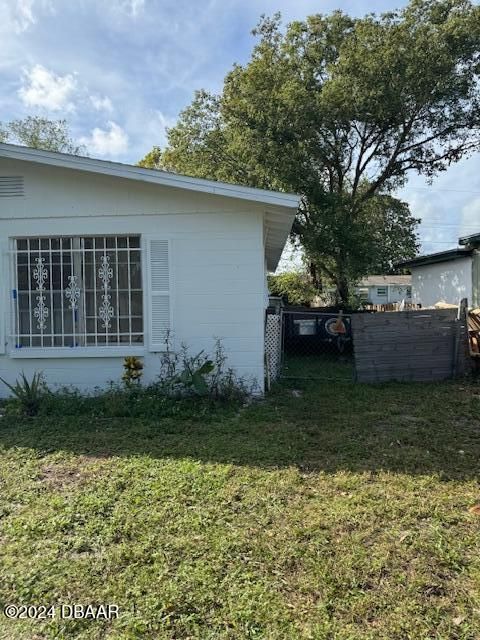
[362,285,412,305]
[0,158,267,396]
[411,258,473,307]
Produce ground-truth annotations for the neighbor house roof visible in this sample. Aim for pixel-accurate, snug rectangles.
[397,247,473,269]
[459,232,480,247]
[357,275,411,287]
[0,142,300,270]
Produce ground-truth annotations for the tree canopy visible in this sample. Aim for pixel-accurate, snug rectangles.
[0,116,85,155]
[267,270,319,306]
[141,0,480,302]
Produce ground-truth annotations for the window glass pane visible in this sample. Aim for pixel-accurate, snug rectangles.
[118,291,130,316]
[130,263,141,290]
[17,265,29,290]
[132,317,143,333]
[117,255,129,289]
[13,235,144,348]
[129,236,140,248]
[131,292,142,315]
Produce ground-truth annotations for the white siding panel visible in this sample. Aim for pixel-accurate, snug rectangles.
[0,159,266,395]
[411,258,473,307]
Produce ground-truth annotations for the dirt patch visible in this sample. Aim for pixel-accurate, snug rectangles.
[38,455,109,490]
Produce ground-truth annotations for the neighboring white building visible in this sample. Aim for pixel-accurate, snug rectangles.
[0,143,299,396]
[399,236,480,308]
[355,275,412,305]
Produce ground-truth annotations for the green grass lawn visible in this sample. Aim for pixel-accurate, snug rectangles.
[281,353,354,380]
[1,374,480,639]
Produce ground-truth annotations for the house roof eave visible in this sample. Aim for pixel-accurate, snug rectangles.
[397,247,473,269]
[0,142,300,210]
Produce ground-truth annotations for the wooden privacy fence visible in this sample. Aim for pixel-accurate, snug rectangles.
[352,304,469,383]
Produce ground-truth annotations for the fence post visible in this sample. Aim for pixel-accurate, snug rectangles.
[452,298,468,378]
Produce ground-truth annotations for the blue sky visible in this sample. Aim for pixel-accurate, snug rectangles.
[0,0,479,256]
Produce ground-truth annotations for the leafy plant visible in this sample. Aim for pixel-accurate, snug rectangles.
[0,371,47,416]
[122,356,144,387]
[175,353,215,396]
[158,334,253,400]
[268,271,318,306]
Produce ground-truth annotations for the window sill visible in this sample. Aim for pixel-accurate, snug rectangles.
[8,346,146,359]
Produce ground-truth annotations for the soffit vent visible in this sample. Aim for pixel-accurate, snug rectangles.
[0,176,24,197]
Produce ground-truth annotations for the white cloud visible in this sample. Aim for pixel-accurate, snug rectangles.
[121,0,145,17]
[90,95,113,112]
[18,64,77,111]
[1,0,54,34]
[80,121,128,157]
[14,0,35,31]
[122,108,177,160]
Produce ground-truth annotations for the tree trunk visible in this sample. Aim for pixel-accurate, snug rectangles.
[308,261,323,293]
[335,257,350,306]
[336,278,349,306]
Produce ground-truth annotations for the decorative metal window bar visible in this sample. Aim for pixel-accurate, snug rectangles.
[10,236,143,348]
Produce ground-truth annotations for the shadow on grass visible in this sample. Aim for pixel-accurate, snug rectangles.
[1,373,480,480]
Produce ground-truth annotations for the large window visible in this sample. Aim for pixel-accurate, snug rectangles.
[12,236,143,348]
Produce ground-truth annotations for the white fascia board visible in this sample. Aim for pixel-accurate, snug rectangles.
[0,143,300,210]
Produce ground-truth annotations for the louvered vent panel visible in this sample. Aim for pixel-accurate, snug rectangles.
[0,176,24,197]
[151,296,170,344]
[150,240,169,290]
[148,239,170,350]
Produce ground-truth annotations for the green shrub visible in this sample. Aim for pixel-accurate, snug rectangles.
[158,337,254,401]
[0,339,254,420]
[36,383,235,421]
[0,372,47,417]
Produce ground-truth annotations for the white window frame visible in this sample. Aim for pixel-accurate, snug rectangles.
[357,287,369,301]
[8,235,145,359]
[376,286,387,297]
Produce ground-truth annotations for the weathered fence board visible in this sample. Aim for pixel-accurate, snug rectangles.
[352,307,470,383]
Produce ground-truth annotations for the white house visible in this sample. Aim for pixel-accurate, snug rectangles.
[399,235,480,308]
[355,275,412,305]
[0,143,299,396]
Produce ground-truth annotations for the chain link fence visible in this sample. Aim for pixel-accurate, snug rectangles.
[280,309,354,381]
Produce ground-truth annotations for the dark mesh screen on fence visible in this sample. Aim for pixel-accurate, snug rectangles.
[281,310,354,381]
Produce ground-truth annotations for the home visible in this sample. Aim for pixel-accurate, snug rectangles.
[399,233,480,308]
[355,275,412,305]
[0,143,299,396]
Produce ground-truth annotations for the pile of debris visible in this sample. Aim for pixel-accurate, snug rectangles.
[468,308,480,357]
